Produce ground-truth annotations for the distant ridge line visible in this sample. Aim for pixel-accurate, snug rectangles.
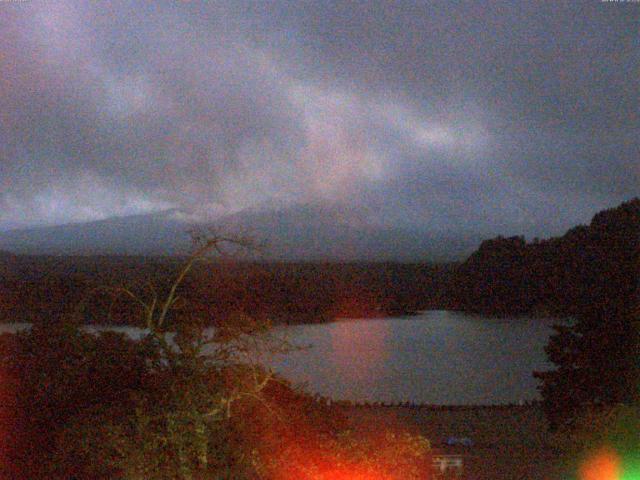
[307,395,540,410]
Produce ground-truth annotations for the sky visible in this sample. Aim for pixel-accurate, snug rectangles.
[1,0,638,237]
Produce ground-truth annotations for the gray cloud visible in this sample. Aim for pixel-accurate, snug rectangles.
[0,0,637,234]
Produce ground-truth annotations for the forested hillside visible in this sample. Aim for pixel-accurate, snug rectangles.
[451,198,639,317]
[2,199,637,326]
[0,258,454,326]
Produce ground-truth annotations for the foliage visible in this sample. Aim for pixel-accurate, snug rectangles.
[1,231,433,479]
[452,235,533,314]
[326,430,430,480]
[52,233,285,480]
[225,376,431,480]
[0,321,149,479]
[0,256,453,326]
[449,198,639,428]
[534,310,639,430]
[250,409,431,480]
[533,199,640,429]
[54,365,263,480]
[451,197,639,318]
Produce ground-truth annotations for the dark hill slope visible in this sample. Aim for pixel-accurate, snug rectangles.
[451,198,639,316]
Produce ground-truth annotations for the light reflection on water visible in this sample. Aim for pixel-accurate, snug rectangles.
[269,310,555,405]
[1,310,555,405]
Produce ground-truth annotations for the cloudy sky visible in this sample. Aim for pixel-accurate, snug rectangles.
[1,0,638,237]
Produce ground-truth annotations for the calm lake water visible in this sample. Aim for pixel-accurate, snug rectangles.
[1,310,556,405]
[269,311,555,405]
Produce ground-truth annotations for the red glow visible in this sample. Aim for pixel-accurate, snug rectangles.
[230,343,429,480]
[580,448,621,480]
[274,460,396,480]
[318,468,393,480]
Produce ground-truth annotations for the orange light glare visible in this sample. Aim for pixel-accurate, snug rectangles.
[580,448,621,480]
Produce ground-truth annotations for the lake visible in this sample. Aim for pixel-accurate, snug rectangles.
[269,310,555,405]
[1,310,556,405]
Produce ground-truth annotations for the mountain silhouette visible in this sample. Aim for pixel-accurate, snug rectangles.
[0,203,480,261]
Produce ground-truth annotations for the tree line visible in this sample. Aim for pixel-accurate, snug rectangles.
[450,198,639,318]
[0,236,432,479]
[0,257,454,326]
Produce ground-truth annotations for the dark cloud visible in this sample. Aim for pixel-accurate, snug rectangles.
[0,0,637,234]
